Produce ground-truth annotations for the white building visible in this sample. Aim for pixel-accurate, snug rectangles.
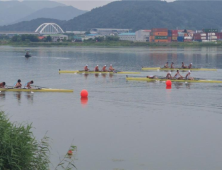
[44,34,68,42]
[118,33,136,41]
[135,30,151,42]
[90,28,130,35]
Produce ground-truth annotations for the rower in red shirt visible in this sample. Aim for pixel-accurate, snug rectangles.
[94,65,99,72]
[109,64,114,71]
[84,65,89,71]
[102,65,107,72]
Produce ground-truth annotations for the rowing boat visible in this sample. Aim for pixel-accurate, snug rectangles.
[141,67,217,71]
[0,88,73,92]
[126,77,222,83]
[59,70,140,74]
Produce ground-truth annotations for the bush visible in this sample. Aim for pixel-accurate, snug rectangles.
[106,36,119,41]
[0,111,49,170]
[0,111,77,170]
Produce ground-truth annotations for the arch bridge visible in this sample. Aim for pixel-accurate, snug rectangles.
[35,23,64,34]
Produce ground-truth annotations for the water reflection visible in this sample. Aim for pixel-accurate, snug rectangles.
[0,92,5,100]
[185,83,192,89]
[14,92,21,103]
[101,73,106,78]
[109,74,114,78]
[80,97,88,107]
[25,92,34,104]
[84,74,89,79]
[95,73,99,78]
[174,82,184,89]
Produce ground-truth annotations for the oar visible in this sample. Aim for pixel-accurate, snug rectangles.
[5,85,14,89]
[31,85,48,89]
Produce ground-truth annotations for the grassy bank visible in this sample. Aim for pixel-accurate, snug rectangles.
[0,111,77,170]
[1,40,222,47]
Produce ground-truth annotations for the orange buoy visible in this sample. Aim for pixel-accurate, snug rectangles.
[166,80,172,86]
[80,89,88,98]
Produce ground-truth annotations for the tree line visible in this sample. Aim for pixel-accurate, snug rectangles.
[11,35,52,42]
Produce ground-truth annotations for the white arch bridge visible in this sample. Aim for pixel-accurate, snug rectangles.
[35,23,64,34]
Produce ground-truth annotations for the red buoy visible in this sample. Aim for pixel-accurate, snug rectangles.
[67,150,73,155]
[166,80,172,86]
[80,89,88,98]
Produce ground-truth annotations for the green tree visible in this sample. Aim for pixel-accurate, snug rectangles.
[45,36,52,42]
[106,36,119,41]
[85,31,91,35]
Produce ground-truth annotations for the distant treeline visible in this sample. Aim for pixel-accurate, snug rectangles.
[11,35,52,42]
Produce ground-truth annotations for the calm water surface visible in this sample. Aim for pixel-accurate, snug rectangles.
[0,46,222,170]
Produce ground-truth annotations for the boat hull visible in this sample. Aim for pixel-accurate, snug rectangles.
[142,67,217,71]
[0,88,73,92]
[126,77,222,83]
[59,70,140,74]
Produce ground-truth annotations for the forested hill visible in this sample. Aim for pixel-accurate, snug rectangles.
[62,1,222,31]
[1,1,222,31]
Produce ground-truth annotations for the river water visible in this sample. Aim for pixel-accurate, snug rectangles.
[0,46,222,170]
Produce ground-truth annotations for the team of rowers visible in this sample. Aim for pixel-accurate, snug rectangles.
[164,62,193,69]
[84,64,115,72]
[0,80,34,89]
[147,70,194,80]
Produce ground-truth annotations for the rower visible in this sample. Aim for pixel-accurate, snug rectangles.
[185,70,194,80]
[171,62,174,68]
[0,82,6,88]
[102,65,107,72]
[188,63,192,69]
[15,79,22,88]
[146,75,157,79]
[94,65,99,72]
[25,80,34,89]
[166,72,172,79]
[173,70,183,79]
[164,62,169,68]
[181,62,187,69]
[109,64,114,71]
[84,65,89,71]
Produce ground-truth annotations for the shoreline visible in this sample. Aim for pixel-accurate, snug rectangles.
[1,41,222,47]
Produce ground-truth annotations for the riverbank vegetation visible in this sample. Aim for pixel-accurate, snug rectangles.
[4,40,222,47]
[0,111,77,169]
[1,34,222,47]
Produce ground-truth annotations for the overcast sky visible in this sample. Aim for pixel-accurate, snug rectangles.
[54,0,117,10]
[55,0,175,10]
[0,0,174,10]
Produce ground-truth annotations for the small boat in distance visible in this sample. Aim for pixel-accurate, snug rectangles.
[25,50,31,58]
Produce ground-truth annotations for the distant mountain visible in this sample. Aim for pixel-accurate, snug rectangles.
[0,1,64,26]
[1,1,222,32]
[61,1,222,31]
[16,6,87,23]
[0,18,66,32]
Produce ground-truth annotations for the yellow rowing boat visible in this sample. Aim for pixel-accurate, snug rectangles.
[141,67,217,71]
[0,88,73,92]
[126,77,222,83]
[59,70,140,74]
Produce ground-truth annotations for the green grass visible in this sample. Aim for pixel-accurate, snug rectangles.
[0,111,77,170]
[1,40,222,47]
[0,111,50,170]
